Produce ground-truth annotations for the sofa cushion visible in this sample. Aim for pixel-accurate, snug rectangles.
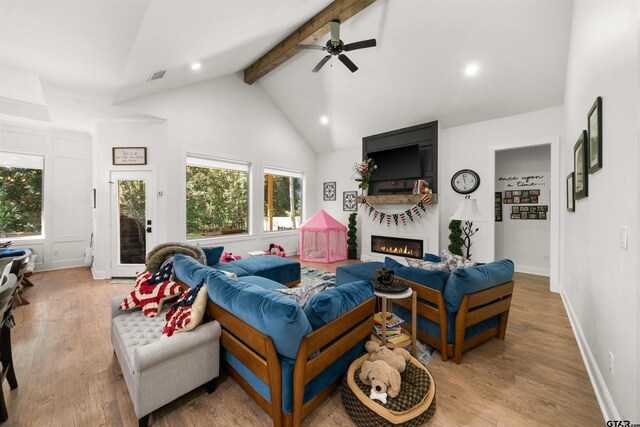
[423,253,441,262]
[230,256,300,284]
[383,257,447,292]
[444,259,514,313]
[304,280,374,330]
[205,268,313,360]
[241,275,287,290]
[202,246,224,266]
[335,262,382,286]
[212,262,251,277]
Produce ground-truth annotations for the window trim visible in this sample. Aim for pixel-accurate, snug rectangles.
[185,153,252,240]
[263,166,304,234]
[0,150,45,240]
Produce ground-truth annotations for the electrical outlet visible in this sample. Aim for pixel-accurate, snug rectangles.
[53,250,59,256]
[609,352,614,375]
[544,254,549,261]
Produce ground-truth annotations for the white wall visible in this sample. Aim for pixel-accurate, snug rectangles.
[495,145,551,275]
[0,120,92,271]
[560,0,639,421]
[439,106,563,262]
[91,73,318,277]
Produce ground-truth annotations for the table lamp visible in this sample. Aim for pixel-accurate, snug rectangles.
[449,195,485,260]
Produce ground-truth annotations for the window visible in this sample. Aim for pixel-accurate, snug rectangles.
[0,152,44,238]
[264,167,303,232]
[186,156,249,239]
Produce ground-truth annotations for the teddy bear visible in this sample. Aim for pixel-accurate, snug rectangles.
[359,359,401,402]
[365,341,411,373]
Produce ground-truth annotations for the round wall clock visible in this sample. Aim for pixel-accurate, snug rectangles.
[451,169,480,194]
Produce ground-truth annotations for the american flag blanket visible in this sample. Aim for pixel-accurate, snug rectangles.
[162,282,208,338]
[119,271,181,317]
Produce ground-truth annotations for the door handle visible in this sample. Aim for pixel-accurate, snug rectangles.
[146,227,152,233]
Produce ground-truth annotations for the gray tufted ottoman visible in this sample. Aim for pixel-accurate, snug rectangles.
[111,296,221,427]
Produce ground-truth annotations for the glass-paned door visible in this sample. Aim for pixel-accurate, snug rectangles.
[110,171,156,277]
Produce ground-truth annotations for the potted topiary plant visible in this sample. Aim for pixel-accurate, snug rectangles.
[448,220,463,256]
[347,212,358,259]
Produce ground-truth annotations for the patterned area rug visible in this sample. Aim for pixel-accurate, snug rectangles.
[300,266,336,286]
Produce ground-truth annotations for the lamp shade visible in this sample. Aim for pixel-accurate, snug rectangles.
[449,198,485,222]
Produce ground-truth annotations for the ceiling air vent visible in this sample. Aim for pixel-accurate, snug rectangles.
[147,70,167,82]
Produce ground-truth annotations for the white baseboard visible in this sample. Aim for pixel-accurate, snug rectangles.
[34,259,87,272]
[91,265,108,280]
[559,286,619,421]
[515,264,550,276]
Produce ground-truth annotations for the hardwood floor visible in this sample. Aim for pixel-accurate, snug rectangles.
[4,262,602,426]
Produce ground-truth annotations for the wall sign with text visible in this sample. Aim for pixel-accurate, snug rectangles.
[112,147,147,165]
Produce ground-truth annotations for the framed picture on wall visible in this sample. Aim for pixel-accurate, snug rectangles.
[588,96,603,174]
[574,130,589,199]
[566,172,575,212]
[323,181,336,201]
[495,192,502,222]
[343,191,358,211]
[112,147,147,165]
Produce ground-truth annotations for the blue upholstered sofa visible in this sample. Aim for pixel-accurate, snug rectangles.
[173,254,375,427]
[336,255,515,363]
[200,246,301,287]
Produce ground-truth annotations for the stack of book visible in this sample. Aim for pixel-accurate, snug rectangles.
[373,312,410,345]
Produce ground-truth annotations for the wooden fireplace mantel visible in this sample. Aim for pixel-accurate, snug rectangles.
[356,194,438,205]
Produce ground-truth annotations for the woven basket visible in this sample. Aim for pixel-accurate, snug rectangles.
[341,354,436,427]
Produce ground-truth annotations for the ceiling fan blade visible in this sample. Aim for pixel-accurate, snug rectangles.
[338,54,358,72]
[330,20,340,44]
[296,44,326,51]
[343,38,377,52]
[312,55,331,73]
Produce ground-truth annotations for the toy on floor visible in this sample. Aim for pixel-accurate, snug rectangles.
[365,341,411,373]
[221,252,241,263]
[359,359,401,399]
[266,243,286,257]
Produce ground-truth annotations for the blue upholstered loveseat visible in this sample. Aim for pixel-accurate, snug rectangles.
[336,255,515,363]
[173,254,375,427]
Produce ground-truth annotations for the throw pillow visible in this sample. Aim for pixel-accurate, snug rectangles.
[148,256,174,285]
[406,258,450,274]
[202,246,224,266]
[119,271,182,317]
[440,249,477,270]
[161,282,209,338]
[273,281,335,308]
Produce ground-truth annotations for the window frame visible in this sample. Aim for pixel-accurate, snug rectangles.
[185,153,252,241]
[0,150,45,240]
[263,166,304,234]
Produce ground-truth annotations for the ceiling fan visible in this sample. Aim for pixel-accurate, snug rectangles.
[297,20,376,73]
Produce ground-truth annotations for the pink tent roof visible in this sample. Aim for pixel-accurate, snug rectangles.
[299,209,347,231]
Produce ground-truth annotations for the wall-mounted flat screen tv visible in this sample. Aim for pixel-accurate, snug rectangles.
[368,144,422,182]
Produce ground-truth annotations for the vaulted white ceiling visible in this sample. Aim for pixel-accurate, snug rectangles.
[0,0,573,153]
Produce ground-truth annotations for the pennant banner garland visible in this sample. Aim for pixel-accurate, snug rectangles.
[361,195,433,227]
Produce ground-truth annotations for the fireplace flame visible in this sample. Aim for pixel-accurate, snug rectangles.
[379,245,415,256]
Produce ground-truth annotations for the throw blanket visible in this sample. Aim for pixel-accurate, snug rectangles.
[274,281,335,307]
[145,243,206,274]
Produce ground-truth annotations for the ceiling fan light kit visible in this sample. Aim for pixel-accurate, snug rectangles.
[297,19,376,73]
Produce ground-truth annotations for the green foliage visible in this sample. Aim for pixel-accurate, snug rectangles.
[186,165,248,236]
[263,175,302,230]
[347,213,357,250]
[0,167,43,237]
[448,220,463,256]
[118,180,146,223]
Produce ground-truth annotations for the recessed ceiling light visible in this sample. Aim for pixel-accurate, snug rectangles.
[464,63,479,77]
[191,62,202,71]
[320,116,329,125]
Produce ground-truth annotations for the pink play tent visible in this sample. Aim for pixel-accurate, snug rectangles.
[298,210,347,263]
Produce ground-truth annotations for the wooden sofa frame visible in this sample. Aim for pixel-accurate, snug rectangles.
[392,278,514,363]
[201,288,375,427]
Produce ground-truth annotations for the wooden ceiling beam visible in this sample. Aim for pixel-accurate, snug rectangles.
[243,0,377,85]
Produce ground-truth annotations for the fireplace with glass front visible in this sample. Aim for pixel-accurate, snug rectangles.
[371,235,423,260]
